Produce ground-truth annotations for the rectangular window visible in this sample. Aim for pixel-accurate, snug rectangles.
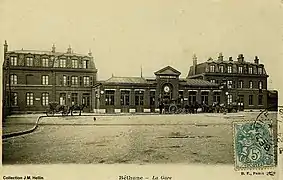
[105,90,115,105]
[120,90,130,106]
[201,91,209,105]
[71,93,78,105]
[42,58,49,67]
[10,74,17,85]
[219,66,224,73]
[227,94,233,105]
[82,60,88,69]
[72,59,78,68]
[59,93,66,105]
[249,95,253,105]
[26,92,34,106]
[227,80,233,89]
[258,81,263,89]
[238,80,243,88]
[63,75,67,86]
[42,93,49,106]
[150,91,155,106]
[135,90,144,106]
[210,65,215,72]
[10,56,18,66]
[42,75,49,85]
[26,57,33,66]
[83,76,90,86]
[210,79,216,83]
[60,59,66,67]
[249,67,253,74]
[258,67,263,74]
[82,93,91,107]
[249,81,253,89]
[71,76,78,85]
[213,92,221,103]
[228,66,232,73]
[12,92,18,106]
[188,91,197,105]
[238,66,243,73]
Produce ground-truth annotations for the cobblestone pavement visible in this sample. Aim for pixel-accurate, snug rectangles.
[2,112,277,165]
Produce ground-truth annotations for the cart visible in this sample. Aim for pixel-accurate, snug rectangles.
[46,102,69,116]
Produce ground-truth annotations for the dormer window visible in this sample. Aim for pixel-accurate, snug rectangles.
[10,56,18,66]
[42,58,49,67]
[60,59,66,68]
[249,67,253,74]
[210,65,215,72]
[238,66,243,73]
[72,59,78,68]
[258,67,263,74]
[228,66,232,73]
[82,60,88,69]
[26,57,33,66]
[219,65,224,73]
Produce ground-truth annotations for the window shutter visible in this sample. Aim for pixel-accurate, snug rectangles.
[67,76,70,86]
[60,76,62,86]
[79,77,82,86]
[90,76,93,86]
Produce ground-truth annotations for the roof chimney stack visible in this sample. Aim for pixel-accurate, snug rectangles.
[67,45,72,54]
[192,54,197,75]
[4,40,8,53]
[218,52,223,61]
[254,56,259,64]
[237,54,244,63]
[51,44,56,53]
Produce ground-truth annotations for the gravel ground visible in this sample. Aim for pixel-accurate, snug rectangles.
[2,112,277,165]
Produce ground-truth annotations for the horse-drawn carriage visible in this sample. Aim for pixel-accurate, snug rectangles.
[45,101,86,116]
[161,98,240,114]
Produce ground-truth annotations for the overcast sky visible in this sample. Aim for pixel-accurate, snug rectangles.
[1,0,282,102]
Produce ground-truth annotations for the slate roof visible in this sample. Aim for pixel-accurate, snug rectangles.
[7,50,91,58]
[104,76,150,84]
[154,66,181,76]
[179,78,219,87]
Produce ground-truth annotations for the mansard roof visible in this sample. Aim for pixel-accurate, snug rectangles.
[179,78,219,87]
[154,66,181,76]
[7,49,91,58]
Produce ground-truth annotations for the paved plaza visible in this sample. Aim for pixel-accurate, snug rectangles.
[2,112,276,164]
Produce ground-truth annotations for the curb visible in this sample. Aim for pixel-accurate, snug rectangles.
[2,115,43,140]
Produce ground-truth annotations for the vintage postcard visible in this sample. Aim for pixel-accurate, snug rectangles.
[1,0,282,180]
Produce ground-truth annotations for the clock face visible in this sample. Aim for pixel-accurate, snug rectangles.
[163,86,170,93]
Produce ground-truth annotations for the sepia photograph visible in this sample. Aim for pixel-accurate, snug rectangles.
[1,0,282,179]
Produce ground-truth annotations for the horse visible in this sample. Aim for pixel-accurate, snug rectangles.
[69,104,86,116]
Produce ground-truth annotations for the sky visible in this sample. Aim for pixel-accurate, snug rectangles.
[0,0,282,102]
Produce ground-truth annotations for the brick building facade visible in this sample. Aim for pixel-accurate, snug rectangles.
[187,53,277,110]
[2,41,97,115]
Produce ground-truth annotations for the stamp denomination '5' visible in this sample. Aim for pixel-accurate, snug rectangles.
[233,119,275,170]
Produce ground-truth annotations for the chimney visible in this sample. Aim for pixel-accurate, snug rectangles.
[254,56,259,64]
[4,40,8,53]
[51,44,56,53]
[218,53,223,61]
[237,54,244,63]
[229,57,233,61]
[88,49,92,56]
[67,45,72,54]
[192,54,197,75]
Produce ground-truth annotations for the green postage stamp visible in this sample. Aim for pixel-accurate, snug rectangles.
[233,117,276,170]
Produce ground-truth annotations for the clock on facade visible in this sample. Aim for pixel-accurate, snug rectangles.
[163,85,170,93]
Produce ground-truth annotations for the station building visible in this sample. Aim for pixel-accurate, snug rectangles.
[2,41,97,116]
[2,41,278,115]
